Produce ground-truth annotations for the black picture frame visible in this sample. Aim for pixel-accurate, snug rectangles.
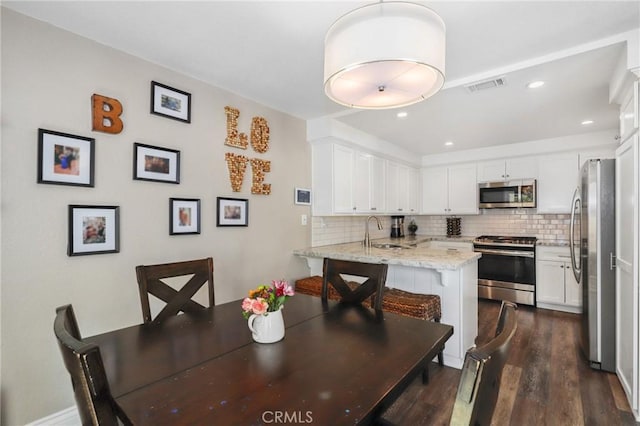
[216,197,249,227]
[38,128,95,187]
[170,198,201,235]
[150,81,191,123]
[133,143,180,184]
[68,205,120,256]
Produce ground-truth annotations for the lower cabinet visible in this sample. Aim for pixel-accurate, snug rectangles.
[536,246,582,313]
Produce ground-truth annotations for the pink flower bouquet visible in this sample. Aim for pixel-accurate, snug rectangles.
[241,280,295,319]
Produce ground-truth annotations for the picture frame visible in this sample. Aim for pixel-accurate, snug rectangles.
[133,143,180,184]
[150,81,191,123]
[38,128,95,187]
[170,198,201,235]
[294,187,311,205]
[216,197,249,227]
[68,205,120,256]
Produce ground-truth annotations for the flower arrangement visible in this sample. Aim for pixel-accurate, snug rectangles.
[241,280,295,319]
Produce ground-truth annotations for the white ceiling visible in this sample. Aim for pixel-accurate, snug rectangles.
[4,1,640,155]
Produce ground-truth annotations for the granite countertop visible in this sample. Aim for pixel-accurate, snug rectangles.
[293,237,481,270]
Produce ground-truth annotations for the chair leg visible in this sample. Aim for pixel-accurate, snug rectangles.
[434,317,445,366]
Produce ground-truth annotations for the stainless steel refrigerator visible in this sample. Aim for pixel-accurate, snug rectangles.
[569,159,616,372]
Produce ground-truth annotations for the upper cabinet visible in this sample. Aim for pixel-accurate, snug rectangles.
[354,151,386,214]
[387,160,419,214]
[537,153,578,214]
[620,80,639,142]
[421,163,478,215]
[477,158,538,182]
[312,142,413,216]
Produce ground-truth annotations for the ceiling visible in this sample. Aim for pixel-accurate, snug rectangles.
[4,1,640,156]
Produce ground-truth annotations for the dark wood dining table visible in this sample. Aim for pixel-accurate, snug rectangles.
[86,294,453,425]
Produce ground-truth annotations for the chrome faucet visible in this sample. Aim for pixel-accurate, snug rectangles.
[363,216,383,248]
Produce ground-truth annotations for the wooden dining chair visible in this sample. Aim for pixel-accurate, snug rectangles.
[54,304,131,426]
[322,258,388,311]
[449,300,518,426]
[136,257,214,325]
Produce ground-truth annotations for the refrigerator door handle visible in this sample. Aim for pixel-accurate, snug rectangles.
[569,187,582,283]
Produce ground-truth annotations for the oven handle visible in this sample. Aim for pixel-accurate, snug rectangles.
[474,248,535,258]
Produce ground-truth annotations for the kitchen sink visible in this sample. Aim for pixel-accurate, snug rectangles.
[372,243,415,250]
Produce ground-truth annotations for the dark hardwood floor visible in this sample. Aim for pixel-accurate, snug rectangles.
[383,300,637,425]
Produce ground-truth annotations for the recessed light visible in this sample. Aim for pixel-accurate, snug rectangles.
[444,141,454,146]
[397,111,408,119]
[527,81,545,89]
[581,120,594,125]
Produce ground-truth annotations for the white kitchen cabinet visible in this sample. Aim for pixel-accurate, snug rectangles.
[354,151,386,213]
[421,163,478,215]
[620,80,639,142]
[477,158,538,182]
[537,153,578,213]
[536,246,582,313]
[616,132,639,419]
[331,144,355,213]
[386,160,418,214]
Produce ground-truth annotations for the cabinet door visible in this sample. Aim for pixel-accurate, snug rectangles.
[536,260,566,304]
[386,161,401,213]
[447,164,478,214]
[353,152,370,213]
[406,167,419,214]
[620,80,638,142]
[421,166,448,214]
[506,157,538,180]
[537,153,578,213]
[477,160,506,182]
[333,145,354,213]
[370,156,386,213]
[615,134,638,412]
[564,263,582,308]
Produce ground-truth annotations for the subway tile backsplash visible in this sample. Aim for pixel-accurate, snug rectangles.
[311,210,570,246]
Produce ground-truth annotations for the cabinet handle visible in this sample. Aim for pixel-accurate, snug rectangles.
[371,207,377,211]
[398,208,403,211]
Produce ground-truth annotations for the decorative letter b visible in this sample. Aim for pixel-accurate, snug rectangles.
[92,94,123,134]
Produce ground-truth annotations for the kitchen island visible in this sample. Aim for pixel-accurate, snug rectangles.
[294,237,480,369]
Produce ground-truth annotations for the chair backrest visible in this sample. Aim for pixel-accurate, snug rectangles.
[136,257,215,325]
[322,258,388,310]
[54,305,129,426]
[450,301,518,426]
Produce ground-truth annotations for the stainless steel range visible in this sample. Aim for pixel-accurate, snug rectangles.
[473,235,537,306]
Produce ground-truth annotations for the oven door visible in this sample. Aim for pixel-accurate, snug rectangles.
[475,248,535,285]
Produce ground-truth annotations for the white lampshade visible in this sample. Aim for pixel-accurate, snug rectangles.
[324,2,446,109]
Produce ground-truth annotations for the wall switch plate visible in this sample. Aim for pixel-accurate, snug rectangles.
[301,214,308,226]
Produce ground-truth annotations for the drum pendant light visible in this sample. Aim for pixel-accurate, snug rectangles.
[324,1,446,109]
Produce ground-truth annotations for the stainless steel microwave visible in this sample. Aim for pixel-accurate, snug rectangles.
[478,179,536,208]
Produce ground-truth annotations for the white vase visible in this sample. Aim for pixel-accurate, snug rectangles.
[247,307,285,343]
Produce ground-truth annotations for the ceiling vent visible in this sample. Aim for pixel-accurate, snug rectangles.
[465,77,507,93]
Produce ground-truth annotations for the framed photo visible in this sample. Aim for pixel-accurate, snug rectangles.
[38,129,95,187]
[150,81,191,123]
[170,198,201,235]
[133,143,180,184]
[216,197,248,227]
[294,187,311,205]
[68,205,119,256]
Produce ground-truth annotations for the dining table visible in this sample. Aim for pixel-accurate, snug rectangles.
[86,294,453,425]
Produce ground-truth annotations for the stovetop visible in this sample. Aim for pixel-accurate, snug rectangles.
[474,235,537,247]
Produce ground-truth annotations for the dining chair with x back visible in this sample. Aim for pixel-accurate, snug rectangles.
[135,257,214,325]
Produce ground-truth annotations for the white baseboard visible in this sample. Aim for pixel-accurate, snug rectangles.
[27,406,79,426]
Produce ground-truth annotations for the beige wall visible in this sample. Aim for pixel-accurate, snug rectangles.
[1,9,311,424]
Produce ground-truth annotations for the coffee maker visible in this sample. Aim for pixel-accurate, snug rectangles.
[390,216,405,238]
